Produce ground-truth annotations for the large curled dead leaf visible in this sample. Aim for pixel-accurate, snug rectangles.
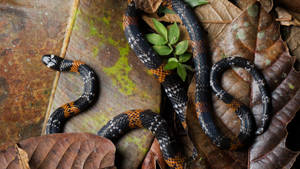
[0,133,116,169]
[184,2,300,168]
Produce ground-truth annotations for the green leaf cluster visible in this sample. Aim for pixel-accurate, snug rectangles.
[146,18,193,81]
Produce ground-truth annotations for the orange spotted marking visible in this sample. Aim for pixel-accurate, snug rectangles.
[124,110,143,128]
[191,40,206,57]
[228,99,241,112]
[195,102,210,118]
[62,102,80,118]
[181,121,187,130]
[70,60,84,72]
[165,155,185,169]
[149,65,171,83]
[161,0,172,9]
[229,140,243,150]
[123,15,138,30]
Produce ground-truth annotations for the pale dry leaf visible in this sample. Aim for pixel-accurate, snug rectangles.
[133,0,162,13]
[235,0,273,12]
[16,145,30,169]
[275,7,300,26]
[258,0,273,12]
[286,26,300,70]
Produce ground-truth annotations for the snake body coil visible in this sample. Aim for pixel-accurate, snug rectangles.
[122,0,271,151]
[42,54,98,134]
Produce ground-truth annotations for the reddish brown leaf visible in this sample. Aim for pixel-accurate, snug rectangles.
[0,133,116,169]
[142,139,167,169]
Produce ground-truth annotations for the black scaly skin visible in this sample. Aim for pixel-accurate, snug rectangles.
[123,0,271,150]
[210,57,271,136]
[124,2,188,129]
[171,0,271,149]
[98,110,185,169]
[42,54,98,134]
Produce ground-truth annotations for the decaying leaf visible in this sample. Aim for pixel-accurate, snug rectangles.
[16,145,30,169]
[184,2,300,168]
[0,133,116,169]
[234,0,273,12]
[286,26,300,70]
[132,0,162,13]
[142,139,167,169]
[275,7,300,26]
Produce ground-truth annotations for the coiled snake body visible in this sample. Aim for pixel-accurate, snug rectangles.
[43,0,271,168]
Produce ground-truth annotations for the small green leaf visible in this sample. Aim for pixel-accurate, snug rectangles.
[168,57,178,63]
[179,53,192,62]
[153,45,173,56]
[152,18,168,41]
[146,33,167,45]
[175,40,189,55]
[162,8,176,14]
[184,0,209,8]
[183,64,193,71]
[164,61,178,70]
[168,23,180,45]
[177,63,187,81]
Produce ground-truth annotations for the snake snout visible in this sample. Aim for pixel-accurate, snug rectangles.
[42,54,63,70]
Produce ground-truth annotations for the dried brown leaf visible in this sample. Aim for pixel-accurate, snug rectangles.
[286,26,300,70]
[141,139,167,169]
[234,0,273,12]
[275,7,300,26]
[16,145,30,169]
[185,2,299,168]
[0,133,116,169]
[133,0,162,13]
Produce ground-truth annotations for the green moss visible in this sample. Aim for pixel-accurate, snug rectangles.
[87,16,137,96]
[93,46,99,58]
[101,16,111,25]
[124,135,148,154]
[103,51,136,96]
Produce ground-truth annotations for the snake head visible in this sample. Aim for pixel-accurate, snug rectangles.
[42,54,63,71]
